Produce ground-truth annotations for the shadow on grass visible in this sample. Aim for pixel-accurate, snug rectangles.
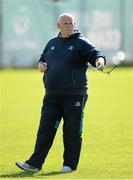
[39,171,62,176]
[0,171,62,178]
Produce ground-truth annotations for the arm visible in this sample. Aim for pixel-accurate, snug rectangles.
[38,62,48,73]
[79,38,106,69]
[95,57,106,70]
[38,44,49,73]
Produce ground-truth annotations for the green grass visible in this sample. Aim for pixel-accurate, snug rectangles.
[0,67,133,179]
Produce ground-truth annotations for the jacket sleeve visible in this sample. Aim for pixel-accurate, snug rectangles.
[38,43,49,63]
[79,38,106,67]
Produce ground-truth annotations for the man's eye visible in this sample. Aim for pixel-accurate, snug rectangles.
[64,23,72,25]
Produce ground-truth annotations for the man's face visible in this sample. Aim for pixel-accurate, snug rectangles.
[57,16,75,38]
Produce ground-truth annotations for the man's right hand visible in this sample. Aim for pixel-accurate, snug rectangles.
[38,62,48,73]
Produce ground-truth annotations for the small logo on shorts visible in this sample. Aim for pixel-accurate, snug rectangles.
[74,102,81,107]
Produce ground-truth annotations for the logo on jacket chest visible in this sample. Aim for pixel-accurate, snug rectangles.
[51,46,55,50]
[50,45,74,51]
[67,45,74,50]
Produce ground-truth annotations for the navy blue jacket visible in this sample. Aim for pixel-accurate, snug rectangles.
[39,30,106,95]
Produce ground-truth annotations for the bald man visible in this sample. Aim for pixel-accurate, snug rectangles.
[16,13,106,173]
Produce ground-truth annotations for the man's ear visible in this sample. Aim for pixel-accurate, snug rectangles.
[57,22,60,29]
[73,20,76,27]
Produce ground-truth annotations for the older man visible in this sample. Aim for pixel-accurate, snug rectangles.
[16,13,106,173]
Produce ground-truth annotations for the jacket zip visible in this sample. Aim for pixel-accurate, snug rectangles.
[72,71,76,84]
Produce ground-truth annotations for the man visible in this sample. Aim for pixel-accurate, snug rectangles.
[16,13,106,173]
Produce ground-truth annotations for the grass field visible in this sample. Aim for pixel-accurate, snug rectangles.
[0,67,133,180]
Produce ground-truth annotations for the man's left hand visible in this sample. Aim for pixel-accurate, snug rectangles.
[95,57,105,70]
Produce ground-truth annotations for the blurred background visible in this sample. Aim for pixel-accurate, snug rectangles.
[0,0,133,68]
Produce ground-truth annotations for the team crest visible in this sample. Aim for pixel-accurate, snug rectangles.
[51,46,55,50]
[67,45,74,50]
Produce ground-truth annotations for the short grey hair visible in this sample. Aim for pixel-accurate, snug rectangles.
[57,13,75,23]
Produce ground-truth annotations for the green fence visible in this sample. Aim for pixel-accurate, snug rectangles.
[0,0,133,67]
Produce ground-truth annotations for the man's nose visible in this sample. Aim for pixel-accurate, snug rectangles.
[66,25,71,28]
